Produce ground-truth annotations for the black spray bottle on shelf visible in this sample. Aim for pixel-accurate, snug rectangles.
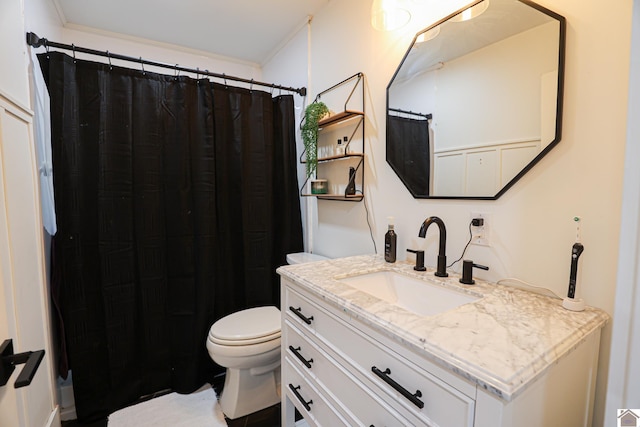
[345,167,356,196]
[384,217,397,263]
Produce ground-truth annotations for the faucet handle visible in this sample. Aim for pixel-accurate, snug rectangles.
[406,249,426,271]
[459,260,489,285]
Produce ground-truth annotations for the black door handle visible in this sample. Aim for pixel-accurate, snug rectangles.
[0,339,45,388]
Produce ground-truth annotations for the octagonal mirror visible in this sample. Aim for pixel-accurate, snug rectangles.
[386,0,566,199]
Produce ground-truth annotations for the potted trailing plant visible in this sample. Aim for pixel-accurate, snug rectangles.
[301,101,330,178]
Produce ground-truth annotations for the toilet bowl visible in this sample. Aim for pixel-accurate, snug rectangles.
[206,252,328,419]
[206,306,282,419]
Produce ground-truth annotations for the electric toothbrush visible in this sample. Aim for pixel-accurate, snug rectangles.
[563,217,586,311]
[567,242,584,299]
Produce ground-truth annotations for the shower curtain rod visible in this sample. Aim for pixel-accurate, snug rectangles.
[388,108,432,120]
[26,32,307,96]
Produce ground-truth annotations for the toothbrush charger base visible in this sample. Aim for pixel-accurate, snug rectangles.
[562,297,585,312]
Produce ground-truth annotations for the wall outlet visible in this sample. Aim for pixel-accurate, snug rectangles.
[470,212,491,246]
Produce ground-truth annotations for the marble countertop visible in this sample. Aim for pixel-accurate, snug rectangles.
[277,254,610,401]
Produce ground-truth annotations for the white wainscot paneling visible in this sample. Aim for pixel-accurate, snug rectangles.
[433,139,541,196]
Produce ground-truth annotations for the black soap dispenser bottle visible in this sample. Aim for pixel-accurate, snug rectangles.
[384,217,397,263]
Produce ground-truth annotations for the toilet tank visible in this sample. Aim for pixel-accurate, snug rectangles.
[286,252,328,265]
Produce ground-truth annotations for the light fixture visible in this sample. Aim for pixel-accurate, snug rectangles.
[415,26,440,43]
[450,0,490,22]
[371,0,411,31]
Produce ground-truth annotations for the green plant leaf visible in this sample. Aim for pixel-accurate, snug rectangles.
[302,101,329,178]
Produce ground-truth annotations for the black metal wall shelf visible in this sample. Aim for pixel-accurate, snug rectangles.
[300,73,365,202]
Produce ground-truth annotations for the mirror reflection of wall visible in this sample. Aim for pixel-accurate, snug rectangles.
[387,0,565,199]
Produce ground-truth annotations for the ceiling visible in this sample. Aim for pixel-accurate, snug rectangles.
[55,0,330,65]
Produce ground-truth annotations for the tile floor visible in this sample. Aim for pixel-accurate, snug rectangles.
[61,373,281,427]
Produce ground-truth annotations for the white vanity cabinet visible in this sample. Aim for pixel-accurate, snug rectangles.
[282,281,475,426]
[280,268,605,427]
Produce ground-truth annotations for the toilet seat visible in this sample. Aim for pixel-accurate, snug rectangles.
[208,306,281,346]
[208,330,281,346]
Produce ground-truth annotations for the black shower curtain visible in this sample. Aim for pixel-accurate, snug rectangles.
[386,115,430,196]
[39,51,303,421]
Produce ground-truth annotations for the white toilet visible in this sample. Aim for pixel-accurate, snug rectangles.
[206,252,328,419]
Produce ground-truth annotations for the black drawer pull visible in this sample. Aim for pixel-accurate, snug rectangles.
[289,306,314,325]
[289,383,313,411]
[372,366,424,409]
[289,345,313,369]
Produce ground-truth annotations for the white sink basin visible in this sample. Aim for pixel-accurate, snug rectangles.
[340,271,480,316]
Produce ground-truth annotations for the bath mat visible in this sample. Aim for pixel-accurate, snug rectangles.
[107,384,227,427]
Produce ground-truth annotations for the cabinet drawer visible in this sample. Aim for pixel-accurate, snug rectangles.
[284,321,415,426]
[285,286,326,333]
[343,330,474,426]
[284,359,354,427]
[285,285,475,427]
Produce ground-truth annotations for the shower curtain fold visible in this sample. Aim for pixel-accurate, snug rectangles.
[39,51,303,421]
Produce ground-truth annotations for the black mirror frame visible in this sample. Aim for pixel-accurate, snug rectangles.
[385,0,566,200]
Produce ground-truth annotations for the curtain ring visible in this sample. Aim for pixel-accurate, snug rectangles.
[250,78,254,92]
[196,67,200,84]
[72,44,76,63]
[140,57,145,75]
[106,50,112,70]
[270,84,275,96]
[222,73,227,87]
[45,41,50,58]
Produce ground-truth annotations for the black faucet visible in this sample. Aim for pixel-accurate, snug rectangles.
[418,216,448,277]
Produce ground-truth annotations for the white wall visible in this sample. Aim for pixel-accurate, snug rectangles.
[24,0,63,42]
[270,0,632,425]
[1,0,31,106]
[262,21,312,253]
